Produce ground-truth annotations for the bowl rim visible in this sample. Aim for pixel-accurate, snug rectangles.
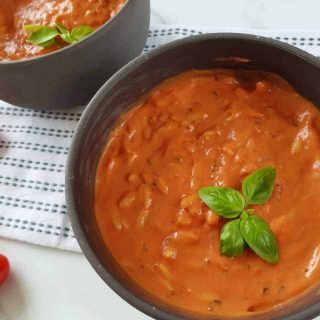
[66,32,320,320]
[0,0,131,65]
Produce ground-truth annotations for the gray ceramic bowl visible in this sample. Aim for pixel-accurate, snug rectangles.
[0,0,150,110]
[66,33,320,320]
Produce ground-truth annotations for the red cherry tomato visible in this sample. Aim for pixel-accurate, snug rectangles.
[0,254,9,285]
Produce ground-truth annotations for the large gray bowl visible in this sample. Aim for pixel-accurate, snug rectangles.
[66,33,320,320]
[0,0,150,110]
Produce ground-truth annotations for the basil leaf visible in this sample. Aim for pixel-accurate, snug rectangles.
[27,26,59,45]
[71,26,95,41]
[60,32,77,44]
[55,23,68,34]
[242,166,276,205]
[23,24,42,33]
[220,219,245,257]
[38,38,56,48]
[240,214,279,264]
[198,187,245,218]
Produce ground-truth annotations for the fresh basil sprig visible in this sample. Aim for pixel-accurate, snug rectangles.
[23,23,95,48]
[198,166,279,264]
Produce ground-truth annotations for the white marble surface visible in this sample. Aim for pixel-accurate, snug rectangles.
[2,1,320,319]
[150,0,320,29]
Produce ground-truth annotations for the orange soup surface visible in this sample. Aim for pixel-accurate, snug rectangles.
[95,69,320,316]
[0,0,125,61]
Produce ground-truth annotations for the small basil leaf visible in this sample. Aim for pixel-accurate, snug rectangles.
[240,214,279,264]
[242,166,276,205]
[198,187,245,218]
[23,24,42,33]
[56,23,68,34]
[38,38,56,48]
[27,26,59,45]
[220,219,245,257]
[71,26,95,41]
[60,32,77,44]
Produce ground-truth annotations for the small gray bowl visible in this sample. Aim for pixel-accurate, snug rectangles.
[0,0,150,110]
[66,33,320,320]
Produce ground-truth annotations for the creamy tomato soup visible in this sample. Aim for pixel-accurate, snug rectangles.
[95,69,320,315]
[0,0,125,61]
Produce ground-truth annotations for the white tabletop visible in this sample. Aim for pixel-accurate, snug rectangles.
[2,1,320,319]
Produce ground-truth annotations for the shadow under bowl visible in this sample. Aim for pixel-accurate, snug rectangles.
[66,33,320,320]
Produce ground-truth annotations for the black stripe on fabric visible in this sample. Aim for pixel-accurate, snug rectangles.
[0,175,64,193]
[0,127,74,138]
[0,195,67,214]
[147,28,203,38]
[0,124,74,134]
[144,44,158,50]
[0,128,71,138]
[272,36,319,42]
[0,105,82,117]
[0,110,81,121]
[0,216,75,238]
[148,29,320,48]
[0,157,65,173]
[0,141,69,155]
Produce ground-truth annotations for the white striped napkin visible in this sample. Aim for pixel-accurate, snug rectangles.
[1,25,320,252]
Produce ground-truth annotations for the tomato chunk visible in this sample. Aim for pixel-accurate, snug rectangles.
[0,254,9,285]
